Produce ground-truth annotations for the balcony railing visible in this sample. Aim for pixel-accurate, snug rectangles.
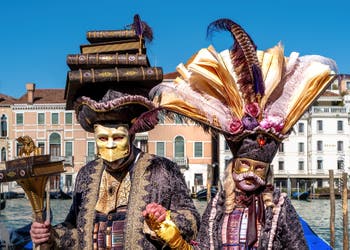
[172,157,189,170]
[311,106,347,114]
[63,156,74,166]
[274,168,346,178]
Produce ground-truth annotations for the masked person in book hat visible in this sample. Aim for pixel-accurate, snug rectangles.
[147,18,337,249]
[30,90,200,249]
[30,15,199,250]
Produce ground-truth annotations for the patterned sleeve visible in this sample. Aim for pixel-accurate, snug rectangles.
[276,197,309,249]
[196,191,224,250]
[167,160,201,242]
[49,166,88,249]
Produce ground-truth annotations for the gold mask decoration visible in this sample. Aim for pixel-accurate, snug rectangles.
[233,157,270,180]
[94,124,130,162]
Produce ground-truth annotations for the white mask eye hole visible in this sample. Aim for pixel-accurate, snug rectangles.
[98,136,108,142]
[113,136,124,141]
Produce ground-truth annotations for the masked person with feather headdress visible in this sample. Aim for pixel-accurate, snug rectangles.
[147,18,337,249]
[30,15,200,250]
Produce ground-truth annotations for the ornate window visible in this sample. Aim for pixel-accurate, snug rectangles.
[174,136,185,158]
[156,141,165,157]
[1,114,7,137]
[1,147,6,161]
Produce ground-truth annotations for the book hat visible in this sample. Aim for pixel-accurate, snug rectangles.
[150,18,337,163]
[64,14,162,134]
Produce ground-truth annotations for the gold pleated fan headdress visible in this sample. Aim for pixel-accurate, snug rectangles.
[150,18,337,162]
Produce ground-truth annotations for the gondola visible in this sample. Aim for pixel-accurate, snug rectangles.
[299,216,332,249]
[196,187,218,201]
[292,191,310,200]
[0,199,5,210]
[49,188,72,199]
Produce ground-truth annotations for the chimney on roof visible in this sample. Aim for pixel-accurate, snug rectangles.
[26,83,36,104]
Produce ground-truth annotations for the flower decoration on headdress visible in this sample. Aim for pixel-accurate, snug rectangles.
[150,18,337,143]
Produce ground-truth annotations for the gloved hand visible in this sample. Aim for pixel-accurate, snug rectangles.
[143,204,192,249]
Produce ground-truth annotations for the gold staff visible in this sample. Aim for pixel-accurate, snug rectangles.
[1,136,64,249]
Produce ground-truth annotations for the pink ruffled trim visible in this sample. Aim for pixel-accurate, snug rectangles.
[267,193,287,250]
[208,194,219,250]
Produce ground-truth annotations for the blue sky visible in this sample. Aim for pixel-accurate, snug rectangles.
[0,0,349,98]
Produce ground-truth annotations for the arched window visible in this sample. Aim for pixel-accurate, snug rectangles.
[1,114,7,137]
[49,133,61,157]
[49,133,61,190]
[1,147,6,161]
[174,136,184,158]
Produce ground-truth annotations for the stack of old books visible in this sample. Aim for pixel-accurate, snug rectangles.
[64,16,163,109]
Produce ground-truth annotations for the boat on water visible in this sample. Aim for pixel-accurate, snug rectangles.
[299,216,332,249]
[0,199,5,210]
[195,187,218,201]
[49,188,72,200]
[1,191,25,199]
[1,208,53,249]
[292,191,310,200]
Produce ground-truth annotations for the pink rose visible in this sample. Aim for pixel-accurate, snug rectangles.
[229,117,243,134]
[260,115,284,132]
[259,119,271,129]
[244,103,260,118]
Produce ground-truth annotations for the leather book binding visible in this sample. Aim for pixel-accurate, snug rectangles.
[80,39,145,54]
[66,53,150,69]
[67,67,163,84]
[86,29,138,43]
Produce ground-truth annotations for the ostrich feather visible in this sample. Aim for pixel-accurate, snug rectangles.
[150,80,235,132]
[207,18,264,105]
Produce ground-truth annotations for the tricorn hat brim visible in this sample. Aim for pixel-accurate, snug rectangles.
[75,90,156,133]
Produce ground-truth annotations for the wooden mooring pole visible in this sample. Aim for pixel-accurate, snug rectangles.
[329,170,335,248]
[206,164,213,202]
[342,172,348,250]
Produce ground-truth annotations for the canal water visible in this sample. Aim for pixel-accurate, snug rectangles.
[0,198,348,249]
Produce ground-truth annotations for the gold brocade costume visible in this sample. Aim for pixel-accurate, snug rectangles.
[95,170,131,214]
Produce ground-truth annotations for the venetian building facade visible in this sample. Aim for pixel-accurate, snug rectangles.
[0,79,213,194]
[1,83,96,191]
[148,114,213,193]
[0,94,16,169]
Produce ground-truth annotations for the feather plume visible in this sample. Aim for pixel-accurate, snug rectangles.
[207,18,264,105]
[187,47,243,118]
[129,107,160,135]
[259,44,286,110]
[133,14,143,37]
[280,57,335,133]
[262,54,336,134]
[131,14,153,42]
[150,80,235,132]
[131,14,153,54]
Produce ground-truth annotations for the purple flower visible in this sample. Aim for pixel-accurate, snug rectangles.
[229,117,243,134]
[242,115,259,130]
[244,102,260,118]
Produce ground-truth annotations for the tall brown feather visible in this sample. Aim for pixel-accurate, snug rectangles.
[207,18,264,105]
